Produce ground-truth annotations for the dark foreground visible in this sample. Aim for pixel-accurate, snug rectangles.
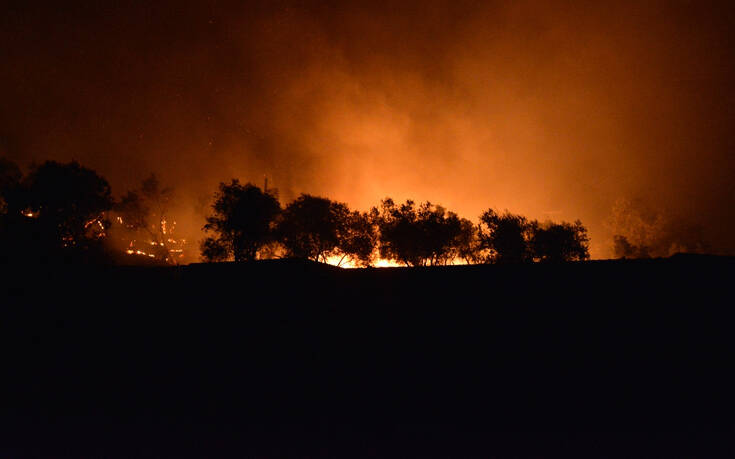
[2,255,734,457]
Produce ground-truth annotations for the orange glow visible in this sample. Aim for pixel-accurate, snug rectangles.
[7,2,732,258]
[323,255,406,269]
[372,259,405,268]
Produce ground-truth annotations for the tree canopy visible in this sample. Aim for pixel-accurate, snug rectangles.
[21,160,113,249]
[530,220,590,262]
[202,180,281,262]
[276,194,349,262]
[336,210,379,267]
[375,199,466,266]
[478,209,532,264]
[0,156,598,267]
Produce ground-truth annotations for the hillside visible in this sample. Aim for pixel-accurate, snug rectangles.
[1,255,734,457]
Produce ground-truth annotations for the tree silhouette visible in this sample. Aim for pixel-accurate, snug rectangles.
[276,194,349,262]
[478,209,532,263]
[200,236,230,262]
[20,160,113,251]
[375,198,465,266]
[454,217,483,264]
[336,210,379,267]
[373,199,422,266]
[202,180,281,262]
[529,220,590,262]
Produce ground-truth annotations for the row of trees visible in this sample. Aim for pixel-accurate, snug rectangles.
[0,157,590,266]
[201,180,591,266]
[0,158,181,264]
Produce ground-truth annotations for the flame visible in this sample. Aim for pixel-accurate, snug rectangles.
[321,254,468,268]
[323,254,404,268]
[124,235,189,263]
[372,259,405,268]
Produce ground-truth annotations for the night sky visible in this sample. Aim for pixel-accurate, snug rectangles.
[2,0,734,258]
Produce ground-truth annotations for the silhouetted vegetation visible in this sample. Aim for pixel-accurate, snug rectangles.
[276,194,350,262]
[336,210,379,267]
[1,159,112,263]
[202,180,281,262]
[110,174,177,262]
[1,157,596,266]
[478,209,532,263]
[374,199,466,266]
[530,220,590,262]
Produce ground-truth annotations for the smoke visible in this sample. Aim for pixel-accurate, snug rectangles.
[608,198,711,258]
[2,0,734,259]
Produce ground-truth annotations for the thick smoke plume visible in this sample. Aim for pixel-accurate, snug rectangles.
[2,0,734,259]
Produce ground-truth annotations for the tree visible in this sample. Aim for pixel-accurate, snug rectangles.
[453,218,483,264]
[20,160,112,250]
[529,220,590,262]
[374,199,421,266]
[111,174,176,262]
[478,209,532,263]
[276,194,349,262]
[202,180,281,262]
[200,236,230,262]
[336,210,379,267]
[375,198,465,266]
[140,173,174,242]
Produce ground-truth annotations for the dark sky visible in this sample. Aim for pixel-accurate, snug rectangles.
[2,0,734,257]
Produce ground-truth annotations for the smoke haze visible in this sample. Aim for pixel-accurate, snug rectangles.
[3,0,734,258]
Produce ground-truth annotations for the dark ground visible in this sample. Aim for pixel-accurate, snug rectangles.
[1,255,734,457]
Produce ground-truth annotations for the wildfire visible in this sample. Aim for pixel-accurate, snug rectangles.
[323,254,404,268]
[321,255,469,268]
[124,237,188,263]
[373,258,405,268]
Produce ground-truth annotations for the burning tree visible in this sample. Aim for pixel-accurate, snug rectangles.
[112,174,186,263]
